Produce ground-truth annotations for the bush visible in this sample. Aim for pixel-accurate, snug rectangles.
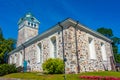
[42,58,64,74]
[0,64,17,76]
[17,66,23,72]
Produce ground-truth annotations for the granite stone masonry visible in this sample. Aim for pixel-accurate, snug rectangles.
[8,13,115,74]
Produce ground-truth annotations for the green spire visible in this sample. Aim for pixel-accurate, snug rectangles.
[18,12,40,25]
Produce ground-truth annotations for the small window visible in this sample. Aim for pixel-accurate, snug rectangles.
[31,17,34,21]
[34,24,36,27]
[31,23,33,26]
[58,31,60,34]
[28,22,30,26]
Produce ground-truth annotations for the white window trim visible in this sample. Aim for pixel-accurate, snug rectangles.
[88,37,97,60]
[19,52,23,66]
[37,42,43,63]
[101,43,107,61]
[49,36,57,58]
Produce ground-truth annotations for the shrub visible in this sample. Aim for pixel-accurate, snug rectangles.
[17,66,23,72]
[0,64,17,76]
[42,58,64,74]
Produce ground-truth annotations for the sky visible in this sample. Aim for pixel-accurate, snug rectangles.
[0,0,120,51]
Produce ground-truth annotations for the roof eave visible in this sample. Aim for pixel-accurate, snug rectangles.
[67,18,112,43]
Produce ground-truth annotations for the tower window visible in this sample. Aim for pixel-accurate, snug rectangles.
[31,18,34,21]
[31,23,33,26]
[34,24,36,27]
[28,22,30,26]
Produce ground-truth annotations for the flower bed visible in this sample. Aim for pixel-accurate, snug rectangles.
[79,76,120,80]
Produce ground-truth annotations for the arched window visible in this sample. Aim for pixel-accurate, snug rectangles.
[37,43,42,63]
[28,22,30,26]
[34,24,36,27]
[19,52,23,66]
[101,43,107,61]
[9,56,12,64]
[14,54,17,64]
[88,37,96,59]
[31,23,33,26]
[12,56,14,64]
[50,36,57,58]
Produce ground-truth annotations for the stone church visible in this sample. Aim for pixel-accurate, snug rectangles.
[8,12,115,73]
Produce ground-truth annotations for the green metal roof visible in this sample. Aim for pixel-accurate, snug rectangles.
[18,12,40,25]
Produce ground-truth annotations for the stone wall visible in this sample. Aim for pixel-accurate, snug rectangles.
[61,25,112,73]
[9,25,113,73]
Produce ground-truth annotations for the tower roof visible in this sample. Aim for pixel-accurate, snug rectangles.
[18,12,40,25]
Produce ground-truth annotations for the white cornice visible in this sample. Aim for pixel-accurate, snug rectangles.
[68,18,112,43]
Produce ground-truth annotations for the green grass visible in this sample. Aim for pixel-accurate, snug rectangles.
[1,71,120,80]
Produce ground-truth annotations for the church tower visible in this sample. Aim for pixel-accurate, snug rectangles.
[17,12,40,47]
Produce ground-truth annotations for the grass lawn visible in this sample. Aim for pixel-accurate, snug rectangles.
[1,71,120,80]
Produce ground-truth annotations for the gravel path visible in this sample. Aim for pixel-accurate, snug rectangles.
[0,78,21,80]
[0,78,36,80]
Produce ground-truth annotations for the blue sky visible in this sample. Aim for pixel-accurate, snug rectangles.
[0,0,120,51]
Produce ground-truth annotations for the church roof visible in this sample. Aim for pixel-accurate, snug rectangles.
[8,18,112,55]
[18,12,40,25]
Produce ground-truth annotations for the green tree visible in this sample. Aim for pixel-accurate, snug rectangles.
[0,28,4,41]
[97,27,113,38]
[0,28,16,64]
[97,27,120,63]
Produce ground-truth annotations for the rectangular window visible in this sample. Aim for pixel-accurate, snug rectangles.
[88,38,96,59]
[101,43,107,61]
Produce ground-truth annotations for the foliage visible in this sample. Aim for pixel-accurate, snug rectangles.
[0,28,4,41]
[114,54,120,63]
[2,71,120,80]
[112,37,120,46]
[0,64,17,76]
[0,28,16,64]
[97,27,113,38]
[97,27,120,63]
[42,58,64,74]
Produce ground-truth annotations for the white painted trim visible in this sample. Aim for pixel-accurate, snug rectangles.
[8,18,112,55]
[101,43,107,61]
[88,37,97,59]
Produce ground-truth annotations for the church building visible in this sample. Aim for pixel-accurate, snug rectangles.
[8,13,115,73]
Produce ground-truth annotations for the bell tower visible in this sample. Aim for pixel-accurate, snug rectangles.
[17,12,40,47]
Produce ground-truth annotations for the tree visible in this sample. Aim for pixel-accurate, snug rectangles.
[0,28,16,64]
[0,28,4,41]
[97,27,113,38]
[97,27,120,63]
